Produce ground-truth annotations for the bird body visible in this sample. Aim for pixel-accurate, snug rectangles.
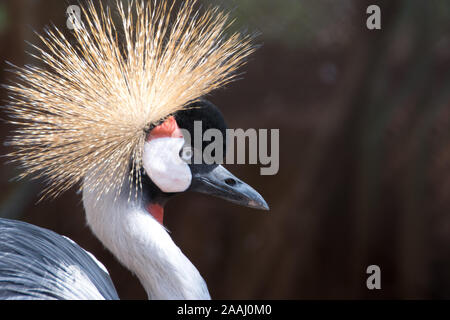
[0,218,118,300]
[0,168,210,300]
[1,1,267,299]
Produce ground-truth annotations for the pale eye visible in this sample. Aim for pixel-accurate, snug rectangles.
[179,146,193,163]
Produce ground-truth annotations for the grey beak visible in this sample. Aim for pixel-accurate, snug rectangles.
[189,165,269,210]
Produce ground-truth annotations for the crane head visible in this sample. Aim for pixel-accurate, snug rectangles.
[141,100,268,219]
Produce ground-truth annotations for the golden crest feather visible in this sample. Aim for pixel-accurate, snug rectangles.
[4,0,255,200]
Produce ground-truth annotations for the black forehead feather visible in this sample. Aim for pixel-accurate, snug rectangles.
[174,99,228,137]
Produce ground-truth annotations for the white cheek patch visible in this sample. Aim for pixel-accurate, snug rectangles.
[143,137,192,193]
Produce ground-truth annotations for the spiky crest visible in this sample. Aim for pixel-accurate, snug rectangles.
[4,0,255,200]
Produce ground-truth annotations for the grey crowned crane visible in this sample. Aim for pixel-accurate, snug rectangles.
[0,1,267,300]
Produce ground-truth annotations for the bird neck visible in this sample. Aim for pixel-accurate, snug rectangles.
[82,182,210,300]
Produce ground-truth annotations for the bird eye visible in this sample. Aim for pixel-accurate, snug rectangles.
[179,146,193,163]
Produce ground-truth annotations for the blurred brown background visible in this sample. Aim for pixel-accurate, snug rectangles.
[1,0,450,299]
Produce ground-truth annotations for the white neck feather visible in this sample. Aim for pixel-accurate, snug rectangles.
[82,180,210,300]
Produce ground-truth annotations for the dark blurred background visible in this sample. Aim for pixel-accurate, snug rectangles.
[1,0,450,299]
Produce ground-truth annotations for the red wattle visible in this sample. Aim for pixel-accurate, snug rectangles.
[147,203,164,225]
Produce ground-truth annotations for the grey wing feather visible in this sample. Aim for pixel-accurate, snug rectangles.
[0,218,119,300]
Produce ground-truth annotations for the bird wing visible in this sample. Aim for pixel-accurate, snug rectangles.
[0,218,119,300]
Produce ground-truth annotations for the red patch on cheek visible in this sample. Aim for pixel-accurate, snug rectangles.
[147,203,164,225]
[147,116,183,141]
